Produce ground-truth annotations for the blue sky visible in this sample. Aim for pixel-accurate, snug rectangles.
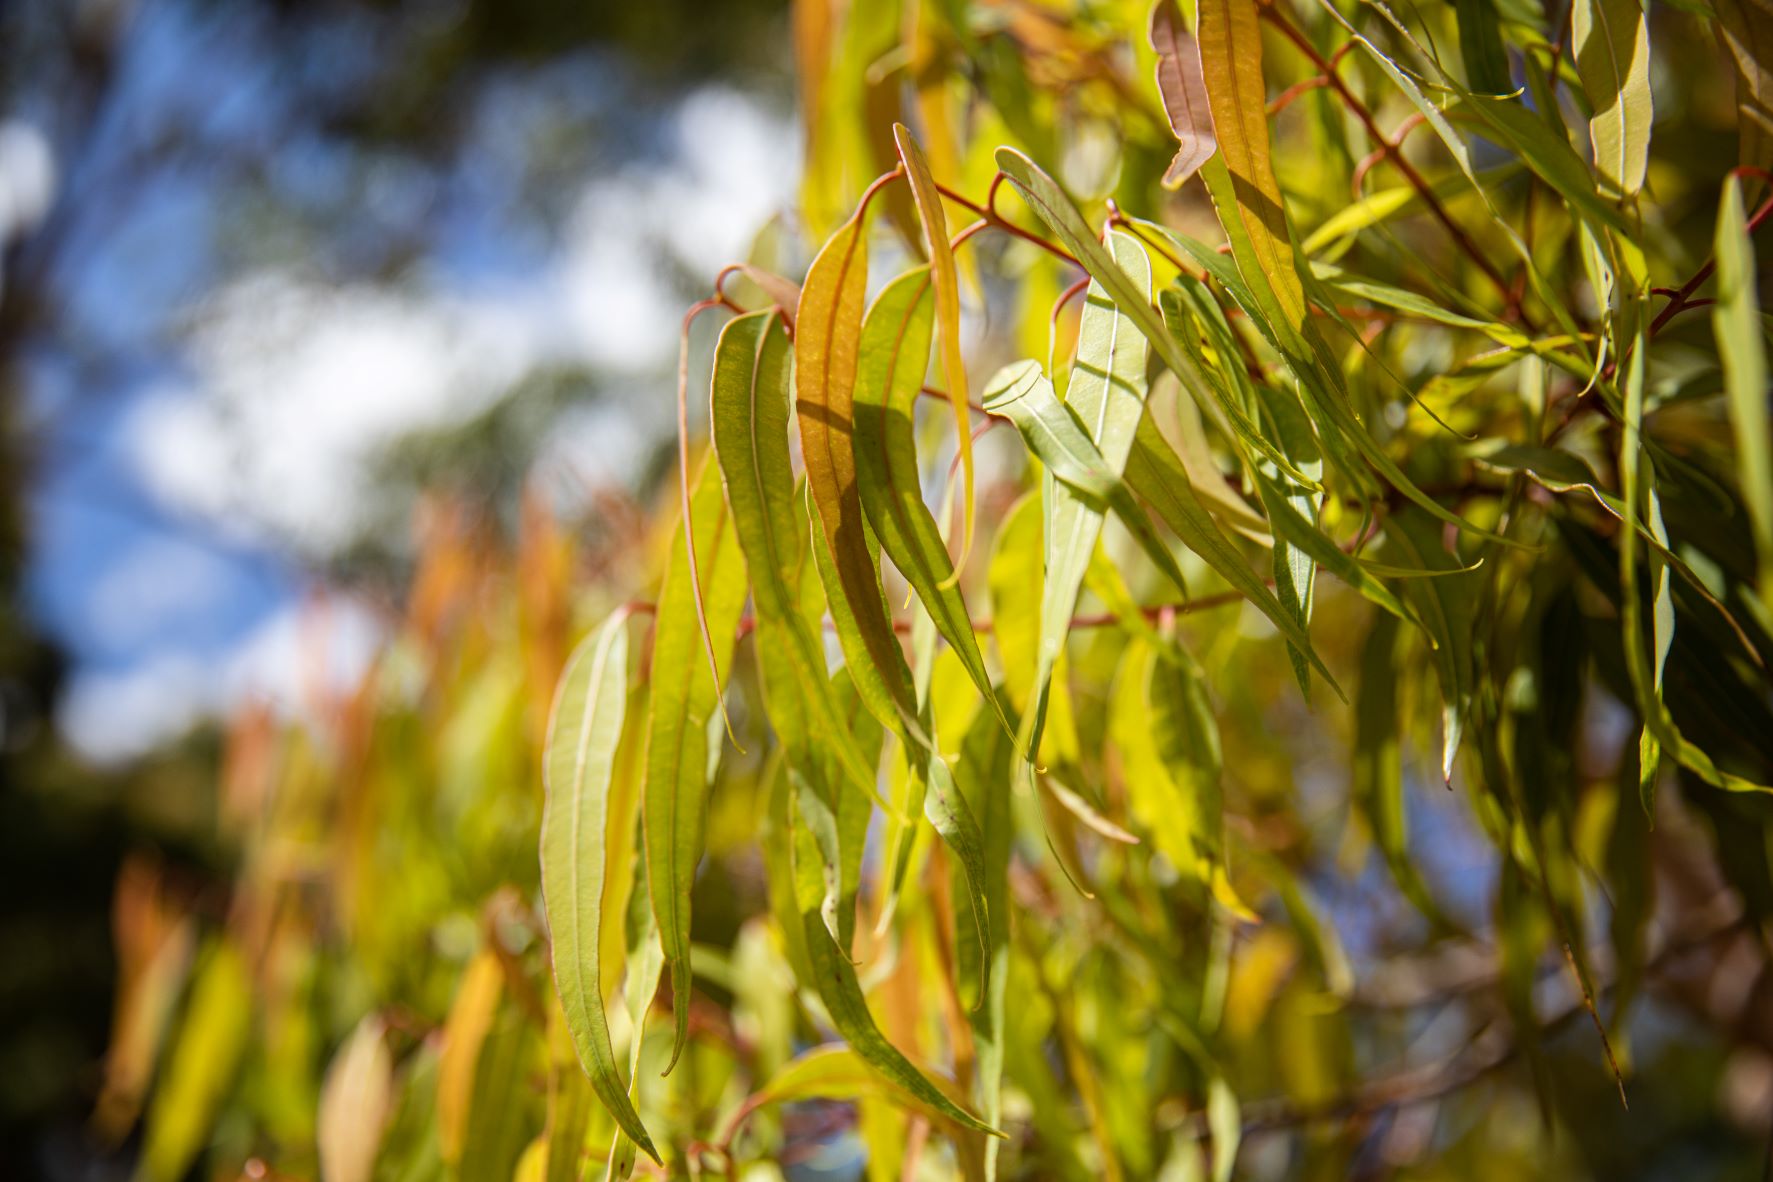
[7,0,796,759]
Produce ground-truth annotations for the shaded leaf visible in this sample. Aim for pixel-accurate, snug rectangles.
[1150,0,1217,187]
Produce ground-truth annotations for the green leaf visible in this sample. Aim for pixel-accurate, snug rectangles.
[948,690,1016,1178]
[1122,414,1345,692]
[1023,229,1153,755]
[1455,0,1512,94]
[851,267,1013,740]
[1110,636,1223,884]
[709,309,881,801]
[1478,444,1764,664]
[1354,612,1445,920]
[136,938,252,1182]
[1150,0,1217,187]
[788,785,1001,1137]
[1618,321,1773,794]
[993,148,1197,386]
[982,359,1192,604]
[1572,0,1653,197]
[1384,509,1479,782]
[1714,176,1773,615]
[458,1008,538,1182]
[539,612,659,1162]
[645,452,748,1073]
[894,123,977,565]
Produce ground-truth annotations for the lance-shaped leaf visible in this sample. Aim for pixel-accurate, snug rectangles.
[1150,0,1216,187]
[1158,224,1525,547]
[1022,229,1152,755]
[1110,637,1223,885]
[948,685,1015,1179]
[1717,0,1773,182]
[788,784,1001,1138]
[1715,176,1773,616]
[538,612,659,1163]
[1618,323,1773,794]
[1384,509,1478,782]
[645,454,748,1073]
[1196,0,1307,331]
[1123,416,1344,694]
[710,309,882,800]
[1354,612,1446,921]
[893,123,976,565]
[852,267,1014,742]
[1478,444,1763,663]
[795,211,925,740]
[1456,0,1512,94]
[1572,0,1653,197]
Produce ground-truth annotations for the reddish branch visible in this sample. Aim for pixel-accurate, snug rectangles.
[1258,6,1519,312]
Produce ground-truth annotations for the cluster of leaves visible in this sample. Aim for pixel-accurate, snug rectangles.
[108,0,1773,1178]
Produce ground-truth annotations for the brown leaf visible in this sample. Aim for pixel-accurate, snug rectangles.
[1150,0,1218,188]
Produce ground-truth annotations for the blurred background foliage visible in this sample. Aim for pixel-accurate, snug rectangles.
[3,0,1773,1179]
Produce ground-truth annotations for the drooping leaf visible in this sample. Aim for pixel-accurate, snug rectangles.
[1455,0,1512,94]
[1714,176,1773,616]
[796,210,926,742]
[1196,0,1307,331]
[982,359,1191,601]
[1110,637,1223,884]
[1150,0,1217,187]
[1572,0,1653,197]
[1122,415,1344,691]
[993,148,1198,385]
[1384,509,1479,782]
[1354,612,1445,920]
[645,453,748,1073]
[787,785,1001,1137]
[1021,229,1153,756]
[1716,0,1773,182]
[539,611,659,1161]
[851,267,1013,739]
[893,123,976,566]
[710,309,881,799]
[458,1007,538,1182]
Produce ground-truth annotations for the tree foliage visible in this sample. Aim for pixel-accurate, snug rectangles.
[108,0,1773,1178]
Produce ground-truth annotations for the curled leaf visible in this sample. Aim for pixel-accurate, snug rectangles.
[1150,0,1217,188]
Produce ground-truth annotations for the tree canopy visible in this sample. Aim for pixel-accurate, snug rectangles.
[98,0,1773,1179]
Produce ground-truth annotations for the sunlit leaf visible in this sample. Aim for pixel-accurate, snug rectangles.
[539,611,659,1161]
[1571,0,1653,196]
[645,453,748,1073]
[893,123,976,566]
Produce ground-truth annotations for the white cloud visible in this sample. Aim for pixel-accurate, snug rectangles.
[59,594,382,764]
[129,85,795,555]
